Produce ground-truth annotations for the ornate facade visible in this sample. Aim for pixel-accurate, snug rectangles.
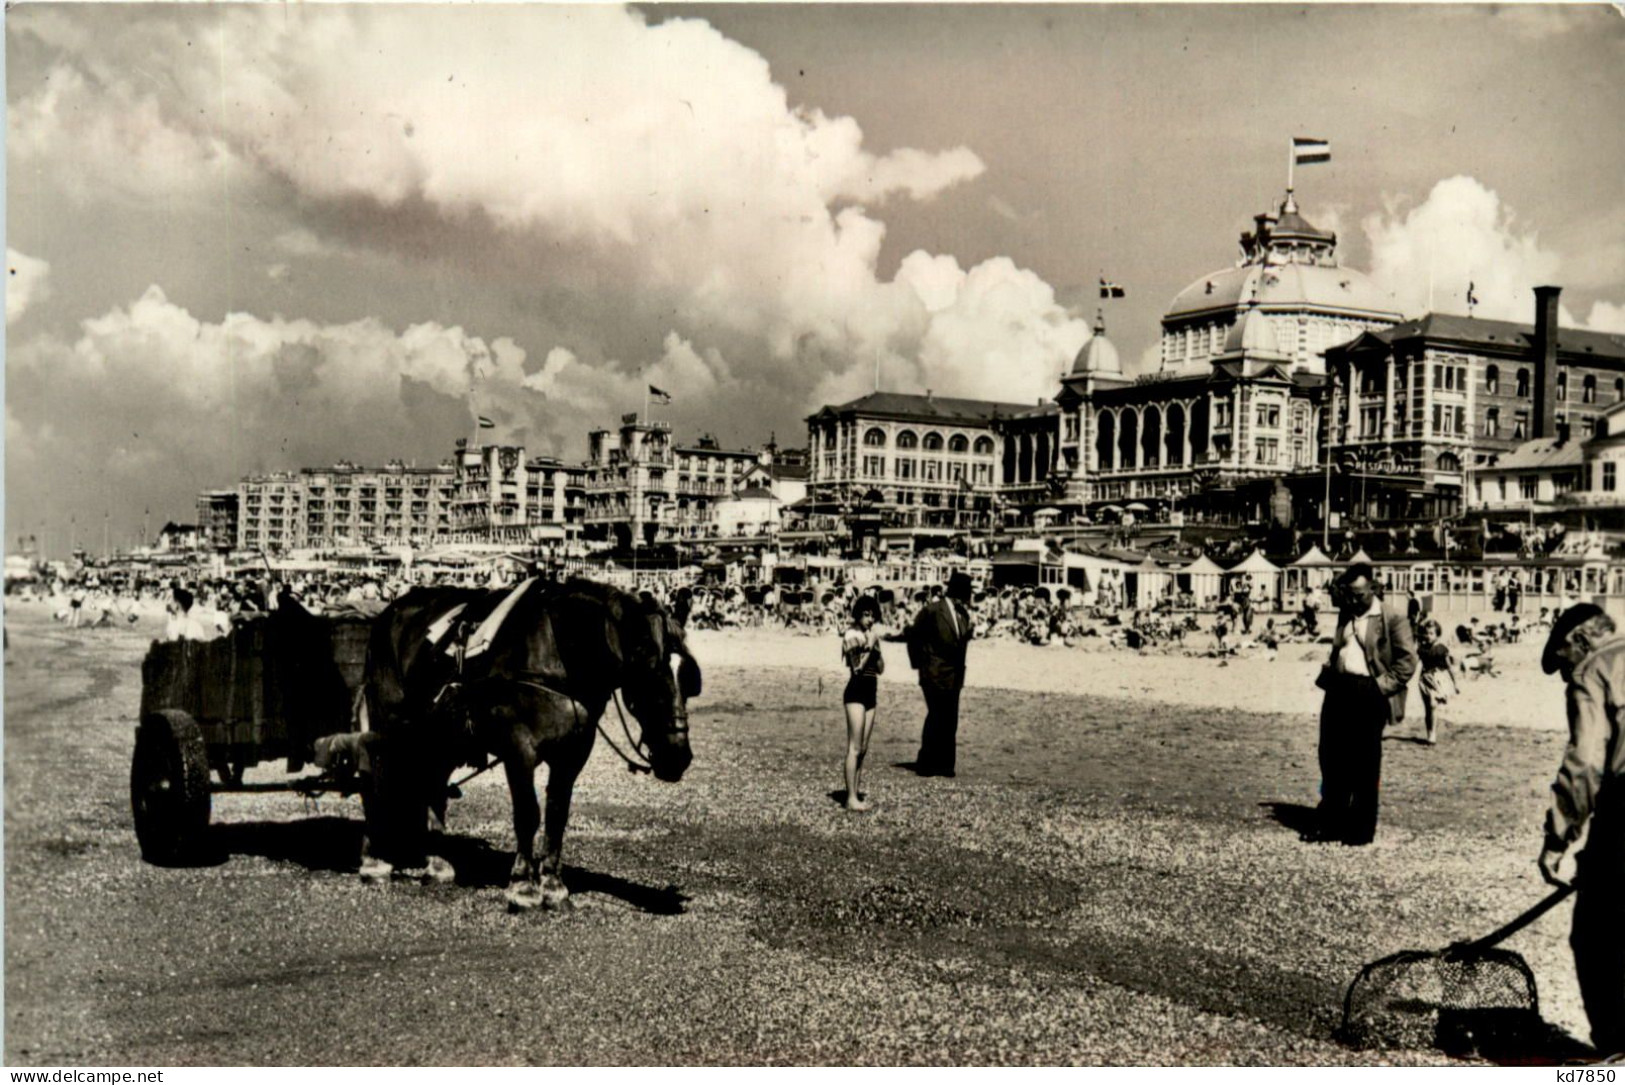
[1050,190,1402,521]
[1328,285,1625,521]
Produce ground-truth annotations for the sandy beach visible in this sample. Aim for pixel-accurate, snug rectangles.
[689,623,1559,735]
[3,604,1590,1065]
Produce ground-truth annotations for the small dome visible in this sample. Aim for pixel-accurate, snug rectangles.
[1224,305,1286,357]
[1070,311,1121,375]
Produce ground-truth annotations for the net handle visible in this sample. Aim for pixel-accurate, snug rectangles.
[1451,884,1576,956]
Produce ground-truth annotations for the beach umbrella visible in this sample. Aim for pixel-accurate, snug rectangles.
[1124,501,1151,512]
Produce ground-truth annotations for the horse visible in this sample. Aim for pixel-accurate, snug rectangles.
[359,577,698,910]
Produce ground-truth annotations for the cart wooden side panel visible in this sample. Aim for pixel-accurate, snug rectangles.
[138,612,375,771]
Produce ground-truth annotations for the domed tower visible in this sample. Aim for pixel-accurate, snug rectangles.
[1052,310,1129,502]
[1070,309,1123,377]
[1160,191,1401,376]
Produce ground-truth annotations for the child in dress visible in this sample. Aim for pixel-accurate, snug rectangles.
[1416,617,1459,746]
[839,595,885,811]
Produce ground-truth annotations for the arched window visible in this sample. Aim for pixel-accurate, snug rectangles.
[863,427,887,448]
[922,432,944,452]
[896,430,918,450]
[1485,365,1499,395]
[1437,452,1461,473]
[1517,368,1530,397]
[973,436,994,455]
[1584,375,1597,404]
[948,434,969,454]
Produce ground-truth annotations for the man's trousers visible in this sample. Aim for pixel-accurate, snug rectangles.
[1317,673,1391,845]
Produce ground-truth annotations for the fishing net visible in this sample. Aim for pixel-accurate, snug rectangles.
[1340,885,1580,1060]
[1341,944,1542,1055]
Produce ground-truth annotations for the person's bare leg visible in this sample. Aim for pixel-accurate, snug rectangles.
[843,701,871,811]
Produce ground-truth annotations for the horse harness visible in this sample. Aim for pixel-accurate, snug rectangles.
[429,598,663,777]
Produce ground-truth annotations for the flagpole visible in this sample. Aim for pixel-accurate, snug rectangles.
[1287,137,1294,197]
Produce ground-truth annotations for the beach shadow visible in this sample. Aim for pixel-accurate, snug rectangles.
[431,835,690,915]
[825,788,871,807]
[1433,1009,1596,1066]
[561,866,691,915]
[1384,734,1436,746]
[1260,801,1321,838]
[211,819,688,913]
[208,815,365,872]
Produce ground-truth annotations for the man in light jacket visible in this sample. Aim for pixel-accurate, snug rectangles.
[1311,563,1418,846]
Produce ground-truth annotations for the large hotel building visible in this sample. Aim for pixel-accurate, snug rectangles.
[233,450,586,552]
[806,186,1625,537]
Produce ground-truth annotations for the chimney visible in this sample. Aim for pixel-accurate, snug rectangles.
[1557,419,1572,446]
[1533,285,1562,438]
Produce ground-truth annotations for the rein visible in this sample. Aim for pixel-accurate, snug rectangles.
[439,593,685,778]
[493,674,655,775]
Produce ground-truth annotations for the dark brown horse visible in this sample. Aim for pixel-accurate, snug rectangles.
[361,578,697,909]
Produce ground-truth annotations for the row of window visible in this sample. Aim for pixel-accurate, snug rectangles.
[1361,362,1625,405]
[861,455,995,484]
[862,428,997,455]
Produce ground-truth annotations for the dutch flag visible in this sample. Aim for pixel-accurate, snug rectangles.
[1292,137,1331,165]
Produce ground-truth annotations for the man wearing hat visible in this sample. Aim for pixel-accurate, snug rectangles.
[1311,563,1417,845]
[907,571,974,777]
[1539,602,1625,1056]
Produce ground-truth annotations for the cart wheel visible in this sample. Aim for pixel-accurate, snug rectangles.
[131,710,212,864]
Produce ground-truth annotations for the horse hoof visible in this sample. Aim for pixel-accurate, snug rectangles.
[425,856,456,884]
[540,883,572,911]
[358,857,393,885]
[506,883,544,912]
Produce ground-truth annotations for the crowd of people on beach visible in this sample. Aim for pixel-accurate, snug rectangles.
[12,551,1625,1056]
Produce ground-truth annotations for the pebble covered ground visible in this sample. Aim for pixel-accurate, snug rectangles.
[2,605,1590,1065]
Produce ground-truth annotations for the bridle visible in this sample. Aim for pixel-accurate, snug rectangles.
[445,592,691,779]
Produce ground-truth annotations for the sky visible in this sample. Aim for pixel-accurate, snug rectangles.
[6,3,1625,554]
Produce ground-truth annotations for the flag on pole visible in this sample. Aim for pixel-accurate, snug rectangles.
[1292,137,1331,165]
[648,385,673,404]
[1098,278,1126,299]
[477,416,496,428]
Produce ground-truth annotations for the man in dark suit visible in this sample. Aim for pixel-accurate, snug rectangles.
[908,572,974,777]
[1312,563,1418,845]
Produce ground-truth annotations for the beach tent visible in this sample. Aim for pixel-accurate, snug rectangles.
[1286,544,1339,595]
[1229,549,1280,574]
[1346,548,1375,566]
[1135,556,1173,607]
[1227,550,1282,609]
[1177,554,1225,608]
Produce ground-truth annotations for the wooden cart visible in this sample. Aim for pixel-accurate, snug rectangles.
[131,608,374,863]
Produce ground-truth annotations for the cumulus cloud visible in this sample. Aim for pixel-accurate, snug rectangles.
[5,8,1064,401]
[7,248,51,324]
[5,286,545,535]
[7,5,1101,531]
[1363,176,1565,324]
[1362,175,1625,335]
[1589,301,1625,335]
